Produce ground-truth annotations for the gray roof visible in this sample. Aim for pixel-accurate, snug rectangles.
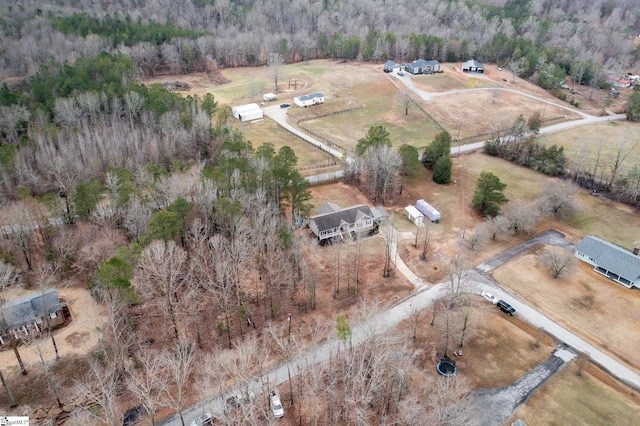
[574,236,640,280]
[511,421,528,426]
[383,60,398,67]
[316,202,341,215]
[462,59,483,68]
[298,92,324,101]
[370,206,389,221]
[1,289,62,330]
[310,204,373,232]
[410,59,440,68]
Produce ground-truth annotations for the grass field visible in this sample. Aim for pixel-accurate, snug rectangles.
[492,246,640,370]
[538,121,640,183]
[510,366,640,425]
[237,118,337,172]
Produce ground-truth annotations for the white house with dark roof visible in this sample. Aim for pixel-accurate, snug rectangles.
[405,59,441,75]
[294,92,324,107]
[574,235,640,288]
[462,59,484,73]
[309,203,373,241]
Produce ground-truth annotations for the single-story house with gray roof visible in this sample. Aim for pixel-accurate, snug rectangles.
[405,59,441,75]
[462,59,484,73]
[0,288,66,344]
[309,204,373,241]
[294,92,324,107]
[574,235,640,288]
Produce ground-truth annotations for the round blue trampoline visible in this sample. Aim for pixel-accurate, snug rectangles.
[437,358,456,376]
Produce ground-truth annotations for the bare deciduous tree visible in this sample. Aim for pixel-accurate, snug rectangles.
[135,240,189,341]
[396,91,412,115]
[267,52,285,93]
[0,260,27,375]
[461,226,488,255]
[539,179,578,218]
[424,376,475,425]
[608,138,638,191]
[541,246,575,279]
[126,349,166,426]
[162,341,196,426]
[75,359,121,425]
[502,201,539,235]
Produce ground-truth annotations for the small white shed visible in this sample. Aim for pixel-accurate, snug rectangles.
[294,92,324,107]
[404,205,423,226]
[231,103,263,122]
[263,93,277,102]
[416,199,441,223]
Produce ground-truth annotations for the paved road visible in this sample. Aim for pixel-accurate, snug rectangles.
[161,228,640,425]
[476,229,573,273]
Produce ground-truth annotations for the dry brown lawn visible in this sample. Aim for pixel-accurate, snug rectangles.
[239,117,339,173]
[405,305,554,389]
[538,120,640,184]
[492,245,640,370]
[509,364,640,426]
[146,59,601,155]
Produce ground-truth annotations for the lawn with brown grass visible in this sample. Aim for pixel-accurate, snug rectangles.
[510,365,640,426]
[427,89,580,138]
[237,118,338,172]
[538,120,640,182]
[405,304,554,389]
[492,245,640,371]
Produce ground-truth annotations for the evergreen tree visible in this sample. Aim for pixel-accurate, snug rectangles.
[472,171,508,217]
[422,131,451,169]
[356,125,391,156]
[433,156,452,184]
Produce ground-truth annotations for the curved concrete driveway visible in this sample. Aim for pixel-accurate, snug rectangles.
[262,105,344,158]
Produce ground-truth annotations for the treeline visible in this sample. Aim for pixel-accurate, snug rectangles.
[482,113,640,210]
[0,0,638,80]
[50,12,208,47]
[484,114,566,177]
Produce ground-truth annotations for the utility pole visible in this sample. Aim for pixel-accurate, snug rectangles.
[287,313,291,344]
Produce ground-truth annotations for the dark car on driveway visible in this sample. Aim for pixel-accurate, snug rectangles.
[279,103,291,108]
[497,300,516,315]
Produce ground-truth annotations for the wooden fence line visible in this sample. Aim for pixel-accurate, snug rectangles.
[296,105,364,155]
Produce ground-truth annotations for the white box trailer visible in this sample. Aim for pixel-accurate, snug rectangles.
[404,205,423,226]
[263,93,277,101]
[416,199,441,223]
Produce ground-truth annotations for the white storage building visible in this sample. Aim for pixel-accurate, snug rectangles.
[404,206,423,226]
[294,92,324,107]
[416,199,441,223]
[232,103,263,122]
[263,93,277,101]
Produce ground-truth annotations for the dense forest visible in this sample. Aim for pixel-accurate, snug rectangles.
[0,0,639,80]
[0,1,639,423]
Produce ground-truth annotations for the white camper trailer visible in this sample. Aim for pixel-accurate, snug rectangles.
[416,199,441,223]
